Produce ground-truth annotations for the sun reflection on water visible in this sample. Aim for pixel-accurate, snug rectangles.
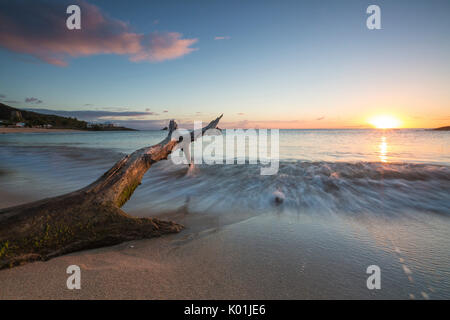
[379,136,388,162]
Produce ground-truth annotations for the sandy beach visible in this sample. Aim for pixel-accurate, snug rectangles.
[0,128,82,134]
[0,206,426,300]
[1,185,448,300]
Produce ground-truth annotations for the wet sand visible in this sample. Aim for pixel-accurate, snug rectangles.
[0,128,82,134]
[1,191,447,299]
[0,212,383,299]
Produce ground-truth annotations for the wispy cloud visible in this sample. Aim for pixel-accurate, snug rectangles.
[217,119,309,129]
[25,97,43,104]
[214,36,231,40]
[0,0,197,66]
[433,116,450,121]
[25,108,158,121]
[0,94,5,98]
[316,116,325,121]
[110,119,169,130]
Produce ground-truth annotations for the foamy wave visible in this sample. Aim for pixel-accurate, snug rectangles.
[1,144,449,217]
[126,161,450,217]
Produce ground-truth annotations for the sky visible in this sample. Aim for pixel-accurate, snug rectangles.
[0,0,449,129]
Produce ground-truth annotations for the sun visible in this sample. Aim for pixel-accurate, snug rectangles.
[368,115,402,129]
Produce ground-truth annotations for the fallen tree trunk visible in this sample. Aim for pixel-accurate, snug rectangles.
[0,115,223,269]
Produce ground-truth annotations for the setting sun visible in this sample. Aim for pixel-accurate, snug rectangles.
[368,115,402,129]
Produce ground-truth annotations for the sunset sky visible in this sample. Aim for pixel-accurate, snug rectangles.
[0,0,449,129]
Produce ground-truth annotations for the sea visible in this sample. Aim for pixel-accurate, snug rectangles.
[0,128,449,298]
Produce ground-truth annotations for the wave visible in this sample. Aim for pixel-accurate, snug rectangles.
[1,144,449,217]
[127,160,450,217]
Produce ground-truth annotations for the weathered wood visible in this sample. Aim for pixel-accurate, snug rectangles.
[0,115,223,269]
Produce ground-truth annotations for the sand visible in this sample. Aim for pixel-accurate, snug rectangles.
[0,188,447,299]
[0,198,434,299]
[0,128,82,134]
[0,214,362,299]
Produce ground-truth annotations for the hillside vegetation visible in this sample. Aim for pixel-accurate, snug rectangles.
[0,103,135,131]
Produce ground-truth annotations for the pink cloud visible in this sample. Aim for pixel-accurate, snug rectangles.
[130,32,197,62]
[0,0,197,66]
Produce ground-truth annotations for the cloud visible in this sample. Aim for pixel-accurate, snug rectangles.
[25,108,158,121]
[237,113,245,115]
[111,119,170,130]
[0,0,197,66]
[22,107,176,129]
[25,97,43,104]
[163,110,168,113]
[214,36,231,40]
[316,116,325,121]
[0,94,5,98]
[433,116,450,120]
[217,119,310,129]
[3,100,20,104]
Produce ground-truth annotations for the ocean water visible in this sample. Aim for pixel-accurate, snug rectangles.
[1,129,449,215]
[1,129,450,298]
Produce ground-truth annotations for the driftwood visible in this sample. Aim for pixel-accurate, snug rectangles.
[0,115,223,269]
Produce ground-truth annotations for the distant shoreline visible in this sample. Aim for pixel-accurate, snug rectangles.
[432,126,450,131]
[0,127,83,134]
[0,127,140,133]
[1,103,137,132]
